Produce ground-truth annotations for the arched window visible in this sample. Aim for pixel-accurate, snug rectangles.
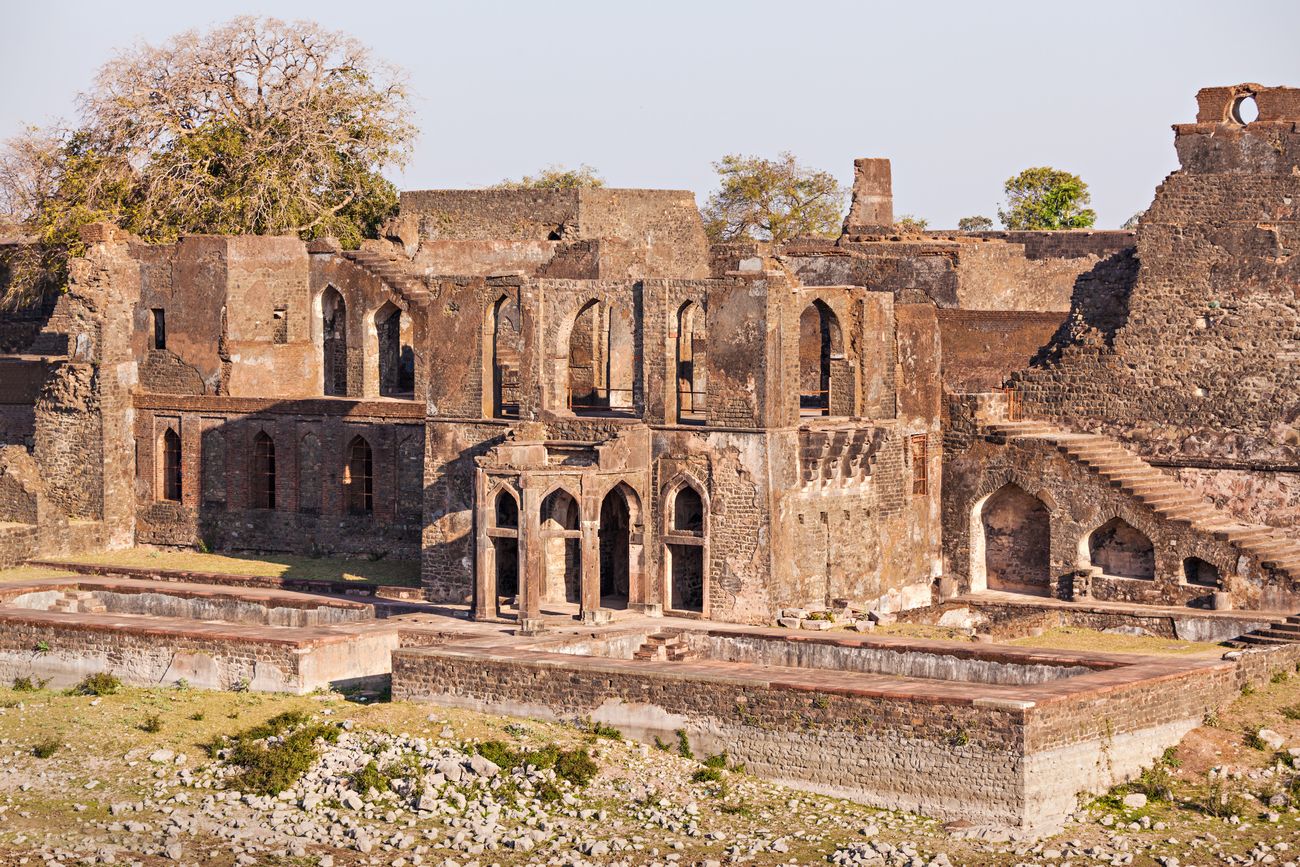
[676,302,706,423]
[376,303,415,398]
[487,295,522,418]
[322,287,348,396]
[494,488,519,529]
[665,484,705,613]
[798,300,843,416]
[160,428,182,502]
[491,489,519,599]
[250,431,276,510]
[567,300,637,416]
[1088,518,1155,580]
[673,486,704,534]
[343,436,373,515]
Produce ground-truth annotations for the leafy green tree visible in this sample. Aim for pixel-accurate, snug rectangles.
[0,17,414,308]
[492,164,605,190]
[957,215,993,231]
[701,152,845,244]
[998,167,1096,230]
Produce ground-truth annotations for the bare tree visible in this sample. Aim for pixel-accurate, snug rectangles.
[0,17,415,308]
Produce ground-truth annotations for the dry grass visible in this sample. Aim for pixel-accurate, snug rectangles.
[0,565,78,584]
[1006,626,1224,656]
[58,548,420,587]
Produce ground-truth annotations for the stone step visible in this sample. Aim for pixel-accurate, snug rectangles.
[1235,633,1298,645]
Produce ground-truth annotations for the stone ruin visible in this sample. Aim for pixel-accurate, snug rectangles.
[1,83,1299,834]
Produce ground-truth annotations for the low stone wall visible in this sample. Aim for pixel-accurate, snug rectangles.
[391,637,1233,835]
[0,611,397,693]
[898,599,1274,644]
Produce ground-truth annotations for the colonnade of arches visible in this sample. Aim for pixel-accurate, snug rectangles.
[480,293,864,423]
[968,482,1223,596]
[477,478,708,622]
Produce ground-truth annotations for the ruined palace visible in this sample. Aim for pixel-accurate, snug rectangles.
[1,83,1299,833]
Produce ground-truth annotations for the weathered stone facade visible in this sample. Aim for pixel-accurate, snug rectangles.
[3,82,1297,627]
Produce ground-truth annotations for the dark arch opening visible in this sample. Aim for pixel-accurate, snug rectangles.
[673,486,704,534]
[798,300,841,416]
[250,431,276,510]
[160,428,182,502]
[676,301,705,423]
[376,303,415,398]
[493,489,519,599]
[982,483,1050,595]
[1183,556,1220,588]
[599,489,632,608]
[1088,518,1155,580]
[322,287,348,396]
[344,436,373,515]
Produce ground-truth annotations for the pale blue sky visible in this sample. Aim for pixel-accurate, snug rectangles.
[4,0,1298,228]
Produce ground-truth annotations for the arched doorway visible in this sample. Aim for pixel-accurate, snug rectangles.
[676,302,705,423]
[159,428,182,502]
[322,287,348,396]
[487,295,522,418]
[980,483,1051,595]
[798,300,842,416]
[540,488,581,603]
[1088,518,1155,580]
[493,490,520,600]
[666,484,705,613]
[376,303,414,398]
[598,487,634,609]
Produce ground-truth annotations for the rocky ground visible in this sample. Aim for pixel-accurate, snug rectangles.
[2,664,1300,867]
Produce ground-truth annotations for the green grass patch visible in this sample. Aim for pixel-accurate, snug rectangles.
[208,711,340,796]
[69,673,122,696]
[31,737,61,758]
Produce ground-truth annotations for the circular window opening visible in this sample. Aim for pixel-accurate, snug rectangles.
[1232,94,1259,125]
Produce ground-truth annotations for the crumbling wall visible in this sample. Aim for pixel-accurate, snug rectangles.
[1010,84,1300,527]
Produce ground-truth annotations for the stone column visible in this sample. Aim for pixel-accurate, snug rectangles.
[579,518,602,623]
[471,471,495,621]
[518,483,545,633]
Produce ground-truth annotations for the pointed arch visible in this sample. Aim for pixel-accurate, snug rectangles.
[676,300,706,423]
[250,430,276,510]
[975,483,1051,595]
[1088,517,1155,580]
[375,301,415,398]
[485,294,522,418]
[321,286,348,396]
[159,427,182,502]
[488,485,520,599]
[343,435,373,515]
[798,299,842,416]
[663,476,707,614]
[540,486,581,603]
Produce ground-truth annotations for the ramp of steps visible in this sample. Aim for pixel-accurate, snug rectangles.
[985,421,1300,591]
[632,632,698,662]
[341,250,431,304]
[1229,615,1300,647]
[799,427,887,487]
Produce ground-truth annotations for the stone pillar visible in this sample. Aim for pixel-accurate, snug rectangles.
[518,484,544,633]
[843,158,893,233]
[472,474,495,621]
[579,518,602,623]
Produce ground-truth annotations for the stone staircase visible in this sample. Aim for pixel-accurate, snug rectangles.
[799,427,887,488]
[986,420,1300,587]
[341,250,432,305]
[1229,615,1300,647]
[50,591,106,614]
[632,632,698,662]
